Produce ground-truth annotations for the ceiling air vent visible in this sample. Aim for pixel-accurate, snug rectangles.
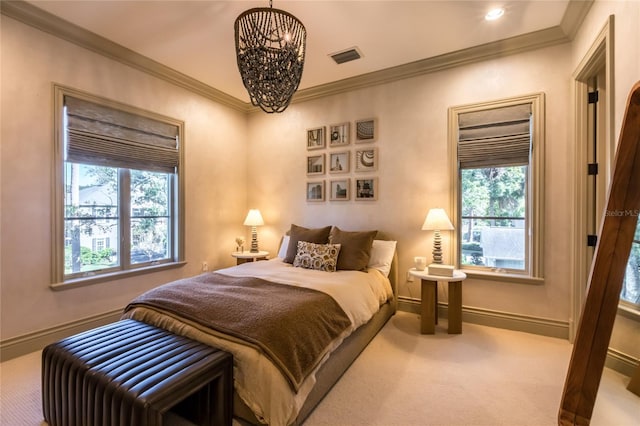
[330,47,362,64]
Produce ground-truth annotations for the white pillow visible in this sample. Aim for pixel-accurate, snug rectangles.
[367,240,397,277]
[277,235,290,259]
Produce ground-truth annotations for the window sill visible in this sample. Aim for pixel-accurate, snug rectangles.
[51,261,187,291]
[461,269,544,285]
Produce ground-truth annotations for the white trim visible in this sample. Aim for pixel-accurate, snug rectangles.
[0,309,122,361]
[397,296,568,339]
[448,93,545,280]
[397,297,638,377]
[1,0,593,113]
[605,348,640,378]
[570,15,616,341]
[51,85,186,286]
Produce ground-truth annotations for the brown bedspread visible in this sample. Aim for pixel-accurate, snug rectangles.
[124,273,352,392]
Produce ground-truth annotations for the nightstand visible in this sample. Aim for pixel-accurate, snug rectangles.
[409,268,467,334]
[231,251,269,265]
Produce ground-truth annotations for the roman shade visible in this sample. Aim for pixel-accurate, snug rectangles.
[457,103,532,169]
[64,96,179,173]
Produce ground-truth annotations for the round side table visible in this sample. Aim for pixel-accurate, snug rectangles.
[409,268,467,334]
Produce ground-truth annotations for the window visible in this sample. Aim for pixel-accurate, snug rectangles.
[450,94,545,280]
[622,221,640,308]
[53,86,184,287]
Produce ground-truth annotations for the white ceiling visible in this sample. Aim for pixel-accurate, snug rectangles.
[25,0,572,103]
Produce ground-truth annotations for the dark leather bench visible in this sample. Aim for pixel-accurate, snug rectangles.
[42,319,232,426]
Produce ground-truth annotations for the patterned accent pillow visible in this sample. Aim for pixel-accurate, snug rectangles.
[293,241,341,272]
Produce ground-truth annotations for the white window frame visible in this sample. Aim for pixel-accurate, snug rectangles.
[448,93,545,284]
[51,85,185,289]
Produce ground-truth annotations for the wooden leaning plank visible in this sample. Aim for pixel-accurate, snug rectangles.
[558,81,640,425]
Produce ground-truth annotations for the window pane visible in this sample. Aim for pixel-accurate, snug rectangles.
[622,220,640,306]
[64,163,119,275]
[130,170,170,264]
[460,166,526,271]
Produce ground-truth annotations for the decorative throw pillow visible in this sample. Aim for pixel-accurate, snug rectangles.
[284,224,332,264]
[329,227,377,271]
[293,241,341,272]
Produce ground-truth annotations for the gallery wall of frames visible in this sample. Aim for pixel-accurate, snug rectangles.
[306,118,378,202]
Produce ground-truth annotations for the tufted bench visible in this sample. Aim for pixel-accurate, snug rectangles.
[42,319,232,426]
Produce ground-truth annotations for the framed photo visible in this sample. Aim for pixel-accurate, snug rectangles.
[355,147,378,172]
[306,181,325,202]
[307,154,325,175]
[330,179,350,201]
[307,126,326,150]
[329,122,350,147]
[355,177,378,201]
[355,118,376,143]
[329,151,350,174]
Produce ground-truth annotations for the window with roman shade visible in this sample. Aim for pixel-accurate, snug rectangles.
[449,94,544,282]
[52,86,185,288]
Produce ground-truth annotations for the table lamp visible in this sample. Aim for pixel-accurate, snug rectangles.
[243,209,264,253]
[422,208,455,276]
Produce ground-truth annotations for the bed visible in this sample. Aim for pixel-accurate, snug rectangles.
[122,226,398,426]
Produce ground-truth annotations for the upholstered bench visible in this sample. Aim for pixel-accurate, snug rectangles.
[42,319,232,426]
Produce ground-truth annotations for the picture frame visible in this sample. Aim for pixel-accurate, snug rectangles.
[329,122,350,147]
[307,154,325,175]
[306,181,325,202]
[355,147,378,172]
[329,151,350,174]
[307,126,326,150]
[355,118,376,143]
[355,177,378,201]
[329,179,350,201]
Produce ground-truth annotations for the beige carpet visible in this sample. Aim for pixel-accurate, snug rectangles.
[1,311,638,425]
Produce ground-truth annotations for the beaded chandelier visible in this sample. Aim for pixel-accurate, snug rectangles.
[234,1,306,113]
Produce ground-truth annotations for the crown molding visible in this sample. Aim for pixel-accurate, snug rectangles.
[0,0,251,113]
[3,0,592,114]
[561,0,594,40]
[292,26,570,105]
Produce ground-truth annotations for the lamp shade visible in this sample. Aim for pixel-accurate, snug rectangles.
[421,208,454,231]
[243,209,264,226]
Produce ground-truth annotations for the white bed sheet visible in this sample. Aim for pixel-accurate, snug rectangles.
[123,258,392,426]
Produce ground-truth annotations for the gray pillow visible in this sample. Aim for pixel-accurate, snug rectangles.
[284,224,332,264]
[329,227,377,271]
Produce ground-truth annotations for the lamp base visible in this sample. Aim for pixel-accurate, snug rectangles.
[249,226,259,253]
[428,264,454,277]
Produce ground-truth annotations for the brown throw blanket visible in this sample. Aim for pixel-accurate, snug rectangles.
[124,273,352,392]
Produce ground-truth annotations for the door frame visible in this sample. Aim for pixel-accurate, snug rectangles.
[570,15,615,341]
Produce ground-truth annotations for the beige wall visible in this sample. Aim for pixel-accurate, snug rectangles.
[0,16,248,340]
[571,0,640,362]
[247,43,574,322]
[1,0,638,368]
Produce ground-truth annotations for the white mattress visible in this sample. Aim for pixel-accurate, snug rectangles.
[123,258,392,426]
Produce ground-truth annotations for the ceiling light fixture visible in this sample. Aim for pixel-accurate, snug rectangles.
[234,0,307,113]
[485,7,505,21]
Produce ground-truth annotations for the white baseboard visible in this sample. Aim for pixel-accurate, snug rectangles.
[398,296,569,338]
[605,347,640,377]
[4,300,637,379]
[0,309,122,361]
[397,296,638,377]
